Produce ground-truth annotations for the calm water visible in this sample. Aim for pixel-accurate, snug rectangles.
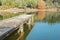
[26,12,60,40]
[4,12,60,40]
[26,22,60,40]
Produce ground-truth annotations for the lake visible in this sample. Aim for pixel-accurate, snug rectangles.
[4,11,60,40]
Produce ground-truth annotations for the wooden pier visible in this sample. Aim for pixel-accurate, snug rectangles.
[0,14,34,40]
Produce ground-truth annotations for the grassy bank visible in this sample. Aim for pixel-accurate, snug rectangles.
[0,12,24,20]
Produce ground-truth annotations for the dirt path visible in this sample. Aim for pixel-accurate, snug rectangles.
[0,8,59,13]
[0,8,38,13]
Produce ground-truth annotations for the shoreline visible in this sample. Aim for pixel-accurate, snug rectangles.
[0,8,60,13]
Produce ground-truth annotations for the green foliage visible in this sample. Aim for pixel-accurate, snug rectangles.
[45,0,60,7]
[0,0,60,9]
[0,0,40,9]
[0,12,23,20]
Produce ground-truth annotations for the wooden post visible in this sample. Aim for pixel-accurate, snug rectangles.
[18,23,24,34]
[27,18,32,30]
[17,23,24,40]
[31,15,34,26]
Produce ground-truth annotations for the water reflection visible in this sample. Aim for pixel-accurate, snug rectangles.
[38,11,46,20]
[4,23,33,40]
[3,12,60,40]
[37,12,60,23]
[26,22,60,40]
[17,24,32,40]
[26,12,60,40]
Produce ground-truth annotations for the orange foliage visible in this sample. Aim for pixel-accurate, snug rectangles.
[38,11,46,20]
[38,0,46,9]
[37,0,46,20]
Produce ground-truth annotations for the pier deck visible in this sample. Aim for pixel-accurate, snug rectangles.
[0,14,34,40]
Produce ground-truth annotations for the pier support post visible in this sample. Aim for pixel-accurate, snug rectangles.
[27,18,32,30]
[18,23,24,34]
[27,15,34,30]
[17,23,24,40]
[31,15,34,26]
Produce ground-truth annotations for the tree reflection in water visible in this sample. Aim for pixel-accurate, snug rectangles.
[38,11,46,20]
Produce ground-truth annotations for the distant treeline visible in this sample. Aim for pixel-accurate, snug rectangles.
[0,0,40,9]
[44,0,60,8]
[0,0,60,9]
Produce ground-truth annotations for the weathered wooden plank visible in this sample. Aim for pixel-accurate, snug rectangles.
[0,27,15,40]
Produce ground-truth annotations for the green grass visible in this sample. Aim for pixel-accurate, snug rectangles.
[0,12,24,20]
